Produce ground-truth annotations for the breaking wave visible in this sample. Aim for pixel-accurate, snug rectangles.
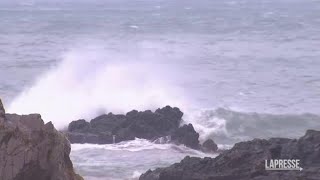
[72,138,209,155]
[7,46,186,129]
[184,108,320,145]
[7,46,320,145]
[70,138,213,180]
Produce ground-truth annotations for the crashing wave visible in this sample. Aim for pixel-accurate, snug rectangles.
[184,108,320,145]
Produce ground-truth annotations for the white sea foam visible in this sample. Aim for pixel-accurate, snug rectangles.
[129,25,139,29]
[71,138,209,156]
[7,46,186,129]
[131,171,142,179]
[70,139,214,180]
[183,108,320,145]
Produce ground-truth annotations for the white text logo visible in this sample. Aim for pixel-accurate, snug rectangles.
[265,159,303,171]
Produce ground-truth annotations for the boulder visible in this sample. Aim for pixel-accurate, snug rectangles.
[171,124,200,149]
[68,119,91,133]
[90,113,126,133]
[0,99,83,180]
[140,130,320,180]
[66,106,185,145]
[202,139,218,152]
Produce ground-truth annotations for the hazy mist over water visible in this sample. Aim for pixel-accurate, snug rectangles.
[2,0,320,114]
[1,0,320,179]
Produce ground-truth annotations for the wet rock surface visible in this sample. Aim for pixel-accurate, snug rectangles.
[202,139,218,152]
[171,124,200,149]
[140,130,320,180]
[0,99,5,124]
[66,106,204,149]
[0,99,83,180]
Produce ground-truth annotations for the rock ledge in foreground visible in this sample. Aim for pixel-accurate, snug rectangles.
[140,129,320,180]
[0,98,83,180]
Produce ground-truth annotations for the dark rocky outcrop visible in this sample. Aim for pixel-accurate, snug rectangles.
[140,130,320,180]
[68,119,90,133]
[0,99,5,124]
[202,139,218,152]
[66,106,205,149]
[0,99,83,180]
[171,124,200,149]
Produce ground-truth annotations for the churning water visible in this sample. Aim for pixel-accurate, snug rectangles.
[1,0,320,179]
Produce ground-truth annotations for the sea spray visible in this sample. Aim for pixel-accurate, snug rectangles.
[7,47,187,129]
[6,46,320,147]
[183,108,320,145]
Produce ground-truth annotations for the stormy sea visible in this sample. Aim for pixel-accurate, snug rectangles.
[1,0,320,179]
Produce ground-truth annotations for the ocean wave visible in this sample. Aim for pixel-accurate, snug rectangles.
[72,138,209,156]
[184,108,320,145]
[7,47,186,129]
[70,139,214,180]
[7,47,320,145]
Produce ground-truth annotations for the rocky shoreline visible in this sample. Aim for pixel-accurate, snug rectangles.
[140,129,320,180]
[65,106,218,152]
[2,98,320,180]
[66,106,320,180]
[0,99,83,180]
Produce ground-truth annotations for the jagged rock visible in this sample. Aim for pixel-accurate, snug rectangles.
[66,106,205,149]
[171,124,200,149]
[202,139,218,152]
[0,99,83,180]
[0,99,5,125]
[140,130,320,180]
[66,106,188,145]
[68,119,91,133]
[91,113,126,133]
